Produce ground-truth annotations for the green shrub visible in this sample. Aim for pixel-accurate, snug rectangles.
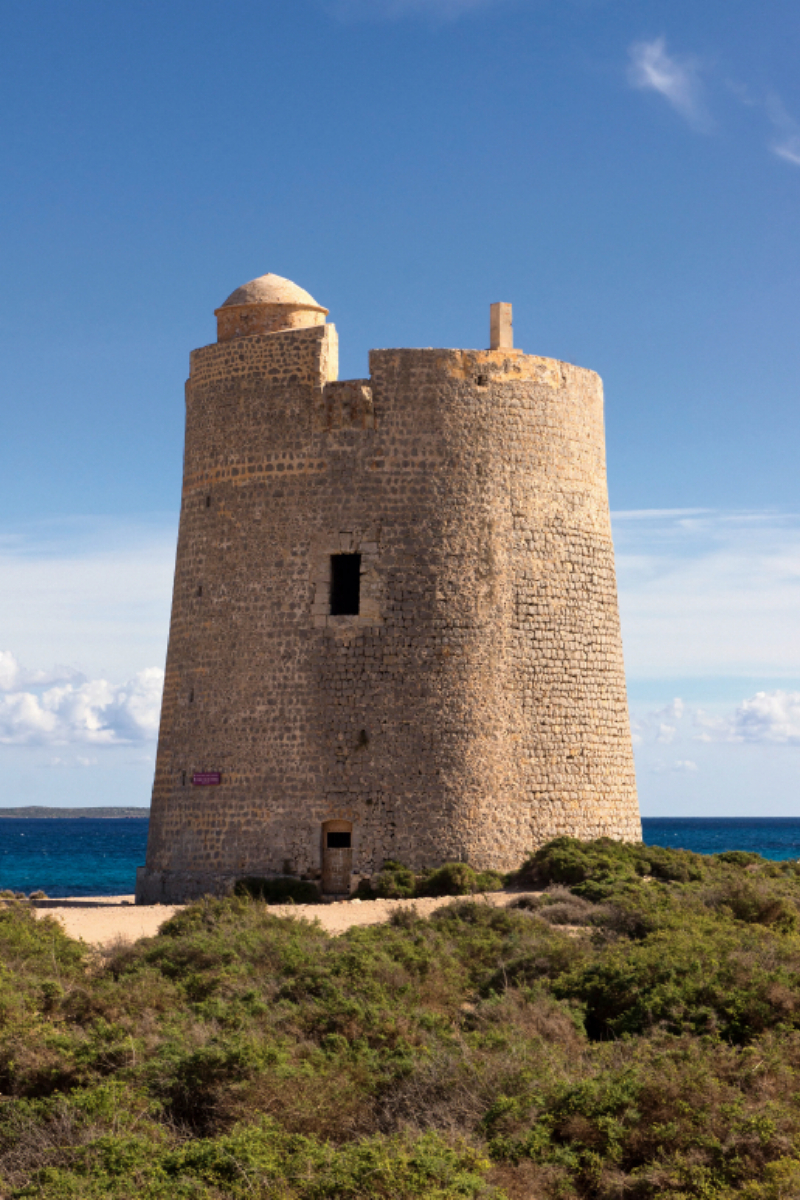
[706,877,799,932]
[8,842,800,1199]
[715,849,766,867]
[11,1119,494,1199]
[359,860,505,900]
[367,860,418,899]
[234,876,321,904]
[418,863,505,898]
[550,921,800,1042]
[514,836,705,897]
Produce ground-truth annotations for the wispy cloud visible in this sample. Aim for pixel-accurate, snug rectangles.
[651,759,698,774]
[627,43,800,167]
[45,755,100,769]
[0,650,83,693]
[0,656,164,747]
[766,95,800,166]
[614,510,800,680]
[631,698,685,746]
[634,689,800,750]
[627,37,712,133]
[0,516,174,684]
[328,0,498,20]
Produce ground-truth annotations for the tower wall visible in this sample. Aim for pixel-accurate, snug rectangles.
[138,323,640,903]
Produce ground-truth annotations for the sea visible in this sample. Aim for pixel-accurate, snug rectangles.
[1,816,800,898]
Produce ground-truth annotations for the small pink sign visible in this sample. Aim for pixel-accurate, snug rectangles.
[192,772,221,786]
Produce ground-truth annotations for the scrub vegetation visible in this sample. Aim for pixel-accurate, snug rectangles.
[234,859,507,905]
[4,839,800,1197]
[356,859,507,900]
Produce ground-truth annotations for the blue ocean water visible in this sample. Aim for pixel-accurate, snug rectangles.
[1,817,800,897]
[642,818,800,862]
[0,818,149,897]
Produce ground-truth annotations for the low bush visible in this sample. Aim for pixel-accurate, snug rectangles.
[234,876,321,905]
[704,876,799,932]
[418,863,506,898]
[360,860,506,900]
[364,859,418,899]
[5,840,800,1198]
[537,897,596,927]
[715,849,765,867]
[514,835,706,898]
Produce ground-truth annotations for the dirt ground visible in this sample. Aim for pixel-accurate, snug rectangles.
[33,891,538,947]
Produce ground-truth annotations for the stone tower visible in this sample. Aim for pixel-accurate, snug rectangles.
[136,274,640,904]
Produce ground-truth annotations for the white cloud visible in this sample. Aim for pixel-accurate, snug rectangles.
[0,650,84,692]
[697,691,800,745]
[0,518,171,795]
[627,37,712,133]
[329,0,497,19]
[614,510,800,680]
[0,660,164,747]
[766,95,800,166]
[651,759,698,774]
[634,688,800,751]
[0,652,18,691]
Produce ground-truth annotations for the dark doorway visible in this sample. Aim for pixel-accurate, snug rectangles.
[330,554,361,615]
[322,820,353,893]
[326,830,351,848]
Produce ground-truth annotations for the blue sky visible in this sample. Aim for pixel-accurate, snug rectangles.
[1,0,799,813]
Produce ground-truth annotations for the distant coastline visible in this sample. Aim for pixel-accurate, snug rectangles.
[0,807,150,819]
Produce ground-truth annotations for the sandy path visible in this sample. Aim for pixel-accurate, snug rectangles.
[34,891,536,947]
[33,898,182,945]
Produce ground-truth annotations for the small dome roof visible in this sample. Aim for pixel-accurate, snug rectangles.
[218,273,327,312]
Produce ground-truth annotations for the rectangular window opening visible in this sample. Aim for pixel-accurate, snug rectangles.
[327,831,351,849]
[330,553,361,615]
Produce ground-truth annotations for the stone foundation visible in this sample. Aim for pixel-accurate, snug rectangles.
[135,867,238,905]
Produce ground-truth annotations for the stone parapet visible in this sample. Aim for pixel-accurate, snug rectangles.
[189,322,338,391]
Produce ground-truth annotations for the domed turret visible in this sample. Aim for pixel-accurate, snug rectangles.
[214,273,328,342]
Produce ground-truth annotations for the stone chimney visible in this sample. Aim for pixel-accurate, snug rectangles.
[490,302,513,351]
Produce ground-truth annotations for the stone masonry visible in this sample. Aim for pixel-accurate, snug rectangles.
[136,273,641,904]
